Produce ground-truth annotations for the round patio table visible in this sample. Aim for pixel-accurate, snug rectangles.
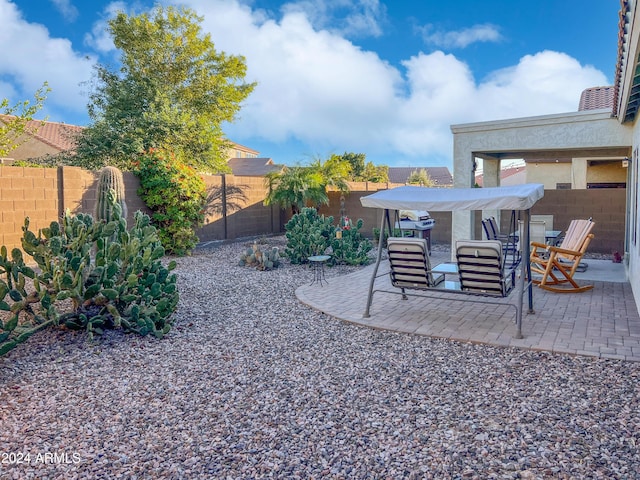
[308,255,331,286]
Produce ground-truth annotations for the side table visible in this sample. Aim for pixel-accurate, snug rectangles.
[308,255,331,286]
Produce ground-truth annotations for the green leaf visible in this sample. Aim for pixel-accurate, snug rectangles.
[56,290,71,301]
[101,288,119,300]
[9,289,23,302]
[70,256,82,271]
[60,273,74,289]
[4,314,19,331]
[84,284,101,300]
[41,294,51,310]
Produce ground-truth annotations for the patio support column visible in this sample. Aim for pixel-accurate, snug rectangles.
[572,158,588,189]
[452,146,476,261]
[481,157,501,234]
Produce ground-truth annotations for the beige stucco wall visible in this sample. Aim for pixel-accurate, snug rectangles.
[628,124,640,309]
[450,110,633,246]
[526,163,572,189]
[586,161,628,184]
[4,135,60,161]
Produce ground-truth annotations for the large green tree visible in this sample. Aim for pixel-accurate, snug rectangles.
[407,168,434,186]
[333,151,389,183]
[68,5,255,172]
[0,83,50,158]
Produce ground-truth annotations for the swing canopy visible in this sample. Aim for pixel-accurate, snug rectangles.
[360,183,544,212]
[359,183,545,340]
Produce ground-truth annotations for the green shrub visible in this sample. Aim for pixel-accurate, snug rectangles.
[372,227,402,248]
[284,208,335,264]
[331,217,372,265]
[135,148,207,256]
[0,196,179,356]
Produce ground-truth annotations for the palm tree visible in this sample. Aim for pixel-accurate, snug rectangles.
[264,165,328,215]
[310,154,351,194]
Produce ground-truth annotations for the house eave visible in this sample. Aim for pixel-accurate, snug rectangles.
[451,109,614,135]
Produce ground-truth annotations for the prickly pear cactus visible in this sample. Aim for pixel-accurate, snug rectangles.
[94,166,128,224]
[330,217,372,266]
[284,208,335,264]
[238,242,281,271]
[1,194,179,356]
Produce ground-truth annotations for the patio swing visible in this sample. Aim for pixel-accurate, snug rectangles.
[360,183,545,339]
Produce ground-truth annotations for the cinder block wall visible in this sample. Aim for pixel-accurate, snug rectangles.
[0,167,284,253]
[531,189,626,254]
[0,165,629,255]
[317,187,452,244]
[197,174,283,242]
[0,166,59,249]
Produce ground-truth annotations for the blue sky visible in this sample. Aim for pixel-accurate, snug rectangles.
[0,0,620,168]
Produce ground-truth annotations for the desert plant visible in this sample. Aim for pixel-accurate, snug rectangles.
[95,166,128,224]
[372,227,402,248]
[331,217,372,266]
[284,208,335,264]
[238,242,281,271]
[0,195,179,356]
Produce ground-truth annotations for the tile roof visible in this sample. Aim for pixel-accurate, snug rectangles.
[474,164,526,187]
[613,0,631,117]
[578,86,614,111]
[0,115,82,152]
[387,166,453,186]
[227,157,284,176]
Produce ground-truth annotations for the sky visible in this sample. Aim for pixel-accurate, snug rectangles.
[0,0,621,169]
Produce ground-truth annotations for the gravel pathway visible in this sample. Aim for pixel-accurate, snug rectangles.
[1,237,639,479]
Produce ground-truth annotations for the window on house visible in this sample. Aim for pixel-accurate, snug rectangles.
[587,182,626,189]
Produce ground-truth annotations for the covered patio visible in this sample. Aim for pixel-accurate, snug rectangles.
[295,253,640,361]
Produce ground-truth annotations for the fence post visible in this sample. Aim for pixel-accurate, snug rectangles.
[221,174,228,239]
[57,166,65,219]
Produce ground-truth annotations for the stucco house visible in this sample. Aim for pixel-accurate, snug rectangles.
[0,116,276,175]
[450,0,640,310]
[0,116,82,163]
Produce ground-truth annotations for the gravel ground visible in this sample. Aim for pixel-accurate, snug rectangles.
[1,236,639,479]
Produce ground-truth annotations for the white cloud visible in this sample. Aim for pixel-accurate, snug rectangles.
[84,2,132,53]
[418,23,503,49]
[176,0,606,165]
[476,50,608,119]
[0,0,611,165]
[49,0,79,22]
[280,0,386,38]
[0,0,95,122]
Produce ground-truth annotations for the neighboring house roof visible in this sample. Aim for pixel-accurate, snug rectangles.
[578,86,614,111]
[387,166,453,186]
[0,115,83,153]
[613,0,631,118]
[475,164,526,187]
[227,157,283,176]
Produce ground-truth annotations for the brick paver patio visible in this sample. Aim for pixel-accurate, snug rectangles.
[296,252,640,362]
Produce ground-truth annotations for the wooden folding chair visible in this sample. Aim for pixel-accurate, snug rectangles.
[529,219,595,293]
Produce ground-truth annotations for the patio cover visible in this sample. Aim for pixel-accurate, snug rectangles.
[360,183,545,340]
[360,183,544,212]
